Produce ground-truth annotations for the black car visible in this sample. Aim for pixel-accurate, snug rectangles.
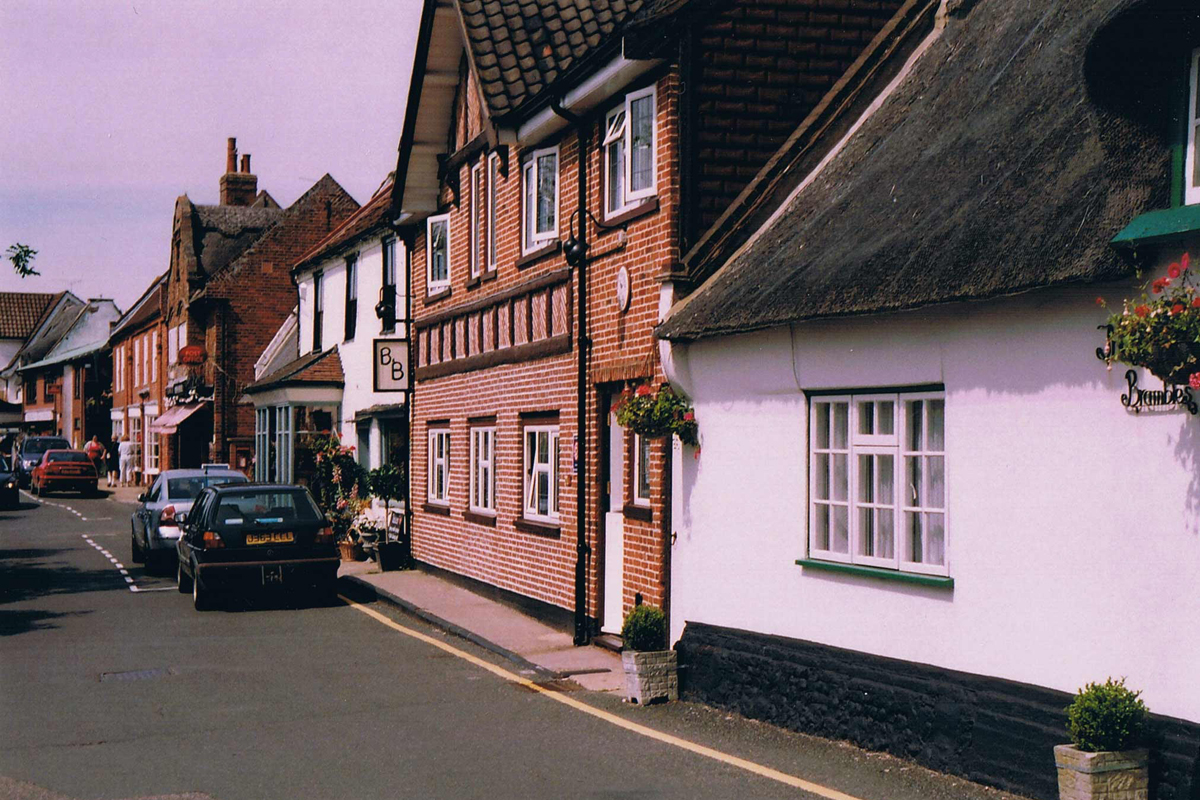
[0,456,18,509]
[175,483,339,610]
[14,436,70,489]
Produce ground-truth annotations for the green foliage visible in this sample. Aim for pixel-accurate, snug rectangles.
[621,604,667,652]
[614,383,699,447]
[1065,677,1149,752]
[368,463,407,510]
[7,243,39,278]
[1102,252,1200,384]
[306,434,368,541]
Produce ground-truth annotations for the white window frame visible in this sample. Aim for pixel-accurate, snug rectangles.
[632,433,651,506]
[168,325,178,365]
[522,424,559,523]
[150,330,157,383]
[142,333,150,386]
[1186,48,1200,205]
[469,426,496,514]
[427,214,450,292]
[603,105,629,218]
[487,151,500,271]
[114,346,123,393]
[255,408,270,482]
[129,415,142,462]
[145,420,160,473]
[133,337,142,388]
[625,85,657,204]
[275,405,292,484]
[428,428,450,505]
[808,391,948,577]
[521,146,559,253]
[470,161,484,279]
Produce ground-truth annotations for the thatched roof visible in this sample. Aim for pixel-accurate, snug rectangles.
[658,0,1198,342]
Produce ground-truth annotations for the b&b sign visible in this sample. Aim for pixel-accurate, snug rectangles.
[373,339,409,392]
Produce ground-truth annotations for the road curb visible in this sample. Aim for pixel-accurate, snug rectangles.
[341,573,559,681]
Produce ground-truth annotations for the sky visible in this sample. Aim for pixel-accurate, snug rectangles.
[0,0,423,311]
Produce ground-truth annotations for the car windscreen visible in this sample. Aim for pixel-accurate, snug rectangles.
[23,439,69,456]
[210,490,323,529]
[47,452,90,463]
[167,474,248,499]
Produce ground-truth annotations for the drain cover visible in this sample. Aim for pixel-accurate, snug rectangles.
[99,667,171,682]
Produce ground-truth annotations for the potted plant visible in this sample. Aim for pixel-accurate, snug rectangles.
[614,383,699,447]
[620,604,678,705]
[1054,677,1150,800]
[369,463,409,571]
[1101,251,1200,385]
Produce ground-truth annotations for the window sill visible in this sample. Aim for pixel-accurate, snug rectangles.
[422,502,451,516]
[795,558,954,589]
[514,516,561,537]
[623,503,652,522]
[464,510,497,527]
[465,270,498,290]
[1111,203,1200,250]
[424,287,452,306]
[516,240,561,269]
[603,197,658,228]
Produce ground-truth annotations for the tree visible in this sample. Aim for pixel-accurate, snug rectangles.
[7,244,39,278]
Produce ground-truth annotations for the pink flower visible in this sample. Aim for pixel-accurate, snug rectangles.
[683,411,695,422]
[1190,373,1200,391]
[1152,278,1167,294]
[1170,263,1182,279]
[336,498,347,510]
[636,384,653,397]
[1135,305,1150,317]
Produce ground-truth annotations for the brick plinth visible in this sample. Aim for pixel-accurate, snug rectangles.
[622,649,679,704]
[1054,746,1149,800]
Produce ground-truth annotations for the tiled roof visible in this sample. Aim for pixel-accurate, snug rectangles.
[459,0,645,118]
[191,204,285,277]
[110,273,166,339]
[0,292,54,339]
[293,181,393,273]
[243,347,344,393]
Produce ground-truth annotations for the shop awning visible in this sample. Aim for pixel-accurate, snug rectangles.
[150,402,206,434]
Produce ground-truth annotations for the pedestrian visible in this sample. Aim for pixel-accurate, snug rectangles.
[118,435,135,487]
[84,435,106,478]
[105,438,119,487]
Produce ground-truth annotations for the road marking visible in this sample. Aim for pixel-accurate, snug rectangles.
[79,533,158,594]
[339,596,865,800]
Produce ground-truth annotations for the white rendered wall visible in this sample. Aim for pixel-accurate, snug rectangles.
[669,281,1200,724]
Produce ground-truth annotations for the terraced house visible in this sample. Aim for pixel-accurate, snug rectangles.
[394,0,902,640]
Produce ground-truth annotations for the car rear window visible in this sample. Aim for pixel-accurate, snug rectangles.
[168,474,248,499]
[211,490,323,529]
[47,452,90,463]
[24,439,69,456]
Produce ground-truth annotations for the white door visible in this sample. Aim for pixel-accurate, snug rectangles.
[603,409,625,634]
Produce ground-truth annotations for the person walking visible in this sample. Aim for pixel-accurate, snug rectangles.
[105,437,120,487]
[118,435,135,487]
[84,435,106,478]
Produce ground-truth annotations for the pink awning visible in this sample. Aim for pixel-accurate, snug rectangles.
[150,402,206,434]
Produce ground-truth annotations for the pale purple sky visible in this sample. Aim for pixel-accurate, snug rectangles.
[0,0,423,311]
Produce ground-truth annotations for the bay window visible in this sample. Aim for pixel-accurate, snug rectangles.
[523,425,559,522]
[809,391,947,576]
[428,427,450,505]
[470,426,495,514]
[427,215,450,292]
[522,147,558,253]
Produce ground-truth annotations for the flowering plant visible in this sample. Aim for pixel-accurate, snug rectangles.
[614,383,699,447]
[1102,253,1200,387]
[306,433,369,542]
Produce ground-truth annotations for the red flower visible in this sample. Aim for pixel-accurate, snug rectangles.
[683,411,695,422]
[1172,304,1184,316]
[1095,296,1105,306]
[1184,253,1191,272]
[1192,298,1200,309]
[635,384,653,397]
[1190,373,1200,391]
[1152,280,1164,294]
[1170,263,1182,279]
[1135,305,1150,317]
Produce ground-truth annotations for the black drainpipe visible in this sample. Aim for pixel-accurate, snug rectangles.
[550,96,592,646]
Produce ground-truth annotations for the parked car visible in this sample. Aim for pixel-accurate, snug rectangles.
[0,456,18,509]
[31,450,98,497]
[131,467,249,572]
[14,436,70,488]
[176,483,338,610]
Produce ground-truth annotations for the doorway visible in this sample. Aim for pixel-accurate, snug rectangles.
[601,389,626,634]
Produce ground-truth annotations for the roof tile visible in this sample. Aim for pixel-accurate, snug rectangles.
[0,292,54,340]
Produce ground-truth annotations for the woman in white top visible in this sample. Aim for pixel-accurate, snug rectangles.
[118,435,136,487]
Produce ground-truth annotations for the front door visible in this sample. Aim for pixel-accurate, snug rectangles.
[602,397,625,634]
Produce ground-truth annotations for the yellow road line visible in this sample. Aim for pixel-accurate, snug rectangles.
[339,594,866,800]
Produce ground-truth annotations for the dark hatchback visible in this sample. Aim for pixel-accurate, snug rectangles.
[175,483,339,610]
[0,456,17,508]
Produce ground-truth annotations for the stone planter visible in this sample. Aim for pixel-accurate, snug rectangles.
[622,649,678,705]
[1054,744,1149,800]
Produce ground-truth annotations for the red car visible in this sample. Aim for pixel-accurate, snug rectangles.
[31,450,98,497]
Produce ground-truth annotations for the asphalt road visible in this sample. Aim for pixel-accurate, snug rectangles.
[1,490,1028,800]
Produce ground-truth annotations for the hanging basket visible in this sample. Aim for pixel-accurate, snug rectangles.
[1138,341,1200,385]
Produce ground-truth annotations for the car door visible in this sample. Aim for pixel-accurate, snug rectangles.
[182,491,211,574]
[137,478,162,548]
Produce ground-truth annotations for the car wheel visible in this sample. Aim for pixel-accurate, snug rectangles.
[131,527,144,564]
[192,566,210,611]
[177,557,192,593]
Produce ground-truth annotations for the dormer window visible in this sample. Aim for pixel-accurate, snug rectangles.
[1186,47,1200,204]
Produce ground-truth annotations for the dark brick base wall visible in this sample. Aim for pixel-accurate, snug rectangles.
[676,622,1200,800]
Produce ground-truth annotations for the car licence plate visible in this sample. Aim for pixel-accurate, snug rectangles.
[262,565,284,585]
[246,531,294,545]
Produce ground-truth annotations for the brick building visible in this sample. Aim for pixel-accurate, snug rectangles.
[109,274,167,484]
[159,138,359,470]
[395,0,900,640]
[0,292,59,437]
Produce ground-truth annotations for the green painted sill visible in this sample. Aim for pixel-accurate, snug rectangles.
[1111,204,1200,250]
[796,558,955,589]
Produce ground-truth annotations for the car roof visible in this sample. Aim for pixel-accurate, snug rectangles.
[209,482,306,494]
[23,437,69,446]
[161,468,246,479]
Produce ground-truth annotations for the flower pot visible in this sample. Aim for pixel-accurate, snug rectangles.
[338,541,365,562]
[1054,744,1148,800]
[621,649,678,705]
[376,540,408,572]
[1140,340,1200,385]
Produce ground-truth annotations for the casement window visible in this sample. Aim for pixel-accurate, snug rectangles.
[312,272,324,352]
[427,214,450,292]
[129,416,142,460]
[809,392,947,576]
[1186,48,1200,205]
[381,236,397,332]
[521,147,559,253]
[344,254,358,341]
[168,322,186,365]
[150,330,157,383]
[633,433,651,506]
[141,333,150,386]
[523,425,559,522]
[275,405,292,484]
[469,426,496,514]
[112,416,124,440]
[470,161,484,279]
[145,422,160,472]
[603,86,657,218]
[134,338,142,387]
[487,152,500,270]
[255,408,271,482]
[428,428,450,505]
[113,347,123,393]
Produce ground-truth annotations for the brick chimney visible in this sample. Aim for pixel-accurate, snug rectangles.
[219,137,258,206]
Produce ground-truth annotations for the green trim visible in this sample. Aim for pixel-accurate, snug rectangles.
[1170,60,1186,209]
[796,558,954,589]
[1110,204,1200,250]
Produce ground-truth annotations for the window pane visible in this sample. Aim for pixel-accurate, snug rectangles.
[607,138,625,212]
[814,453,830,500]
[638,436,650,499]
[537,430,548,463]
[858,454,874,503]
[858,401,874,435]
[858,506,875,557]
[832,403,848,449]
[928,455,945,509]
[524,162,535,249]
[526,432,535,478]
[536,153,556,234]
[907,400,923,450]
[832,453,848,501]
[878,401,895,435]
[630,94,653,191]
[832,506,849,553]
[907,455,922,506]
[537,472,549,515]
[815,404,830,449]
[928,399,945,450]
[907,511,923,563]
[877,455,894,505]
[1195,125,1200,187]
[815,505,830,550]
[925,513,945,565]
[878,509,895,559]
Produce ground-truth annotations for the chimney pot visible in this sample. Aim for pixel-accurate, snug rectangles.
[241,154,251,174]
[226,138,237,174]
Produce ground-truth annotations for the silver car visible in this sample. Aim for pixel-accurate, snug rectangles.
[132,467,249,571]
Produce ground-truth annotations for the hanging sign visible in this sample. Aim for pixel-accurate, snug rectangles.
[1120,369,1198,415]
[373,339,409,392]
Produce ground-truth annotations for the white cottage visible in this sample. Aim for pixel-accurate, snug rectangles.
[657,1,1200,798]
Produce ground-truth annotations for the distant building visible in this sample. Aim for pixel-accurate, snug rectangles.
[0,291,59,436]
[109,274,167,483]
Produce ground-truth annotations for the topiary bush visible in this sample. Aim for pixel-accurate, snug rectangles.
[1065,677,1149,752]
[621,604,667,652]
